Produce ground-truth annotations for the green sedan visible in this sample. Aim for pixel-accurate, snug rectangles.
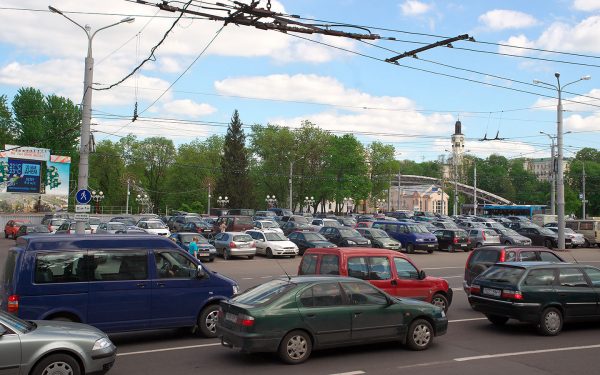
[217,276,447,364]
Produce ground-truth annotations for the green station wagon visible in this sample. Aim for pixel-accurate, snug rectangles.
[217,276,447,364]
[469,262,600,335]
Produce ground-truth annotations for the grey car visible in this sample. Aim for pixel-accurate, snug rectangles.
[356,228,402,250]
[95,221,127,234]
[0,310,116,375]
[210,232,256,260]
[490,227,532,246]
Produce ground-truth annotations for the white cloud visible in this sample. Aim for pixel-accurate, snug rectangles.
[400,0,432,16]
[573,0,600,11]
[479,9,538,30]
[536,16,600,53]
[532,88,600,112]
[498,34,535,56]
[161,99,217,118]
[565,113,600,132]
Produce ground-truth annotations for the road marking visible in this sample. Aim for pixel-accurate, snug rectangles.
[442,275,463,279]
[449,317,487,323]
[451,287,464,291]
[454,343,600,362]
[117,342,221,356]
[260,276,272,279]
[423,266,464,270]
[397,361,450,369]
[328,371,365,375]
[241,277,254,280]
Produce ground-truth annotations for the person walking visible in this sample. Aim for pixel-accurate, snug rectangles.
[189,237,199,258]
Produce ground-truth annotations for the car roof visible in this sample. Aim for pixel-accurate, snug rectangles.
[15,234,180,251]
[304,247,408,257]
[498,261,578,268]
[281,275,366,283]
[474,245,553,252]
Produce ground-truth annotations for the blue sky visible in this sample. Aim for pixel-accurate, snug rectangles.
[0,0,599,161]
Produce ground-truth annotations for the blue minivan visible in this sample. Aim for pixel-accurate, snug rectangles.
[372,221,438,254]
[0,235,238,338]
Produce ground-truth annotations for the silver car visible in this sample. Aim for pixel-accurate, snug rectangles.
[210,232,257,260]
[468,228,501,248]
[95,221,127,234]
[0,310,116,375]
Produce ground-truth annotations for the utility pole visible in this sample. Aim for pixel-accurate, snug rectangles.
[397,172,402,210]
[207,181,211,215]
[473,162,477,216]
[453,160,458,216]
[125,179,130,214]
[289,161,293,211]
[582,163,587,219]
[540,132,556,215]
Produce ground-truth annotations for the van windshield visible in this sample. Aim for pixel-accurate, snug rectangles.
[408,225,429,234]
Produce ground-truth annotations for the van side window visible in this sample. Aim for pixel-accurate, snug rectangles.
[580,221,593,230]
[347,257,369,279]
[319,255,339,275]
[35,251,87,283]
[155,251,196,279]
[520,251,537,262]
[368,256,391,280]
[91,251,148,281]
[299,254,318,275]
[394,258,419,279]
[372,223,384,230]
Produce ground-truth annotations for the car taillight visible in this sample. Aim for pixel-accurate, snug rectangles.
[470,285,481,295]
[453,237,459,244]
[8,295,19,313]
[229,241,236,248]
[501,290,523,300]
[482,231,487,241]
[499,249,506,262]
[238,314,255,327]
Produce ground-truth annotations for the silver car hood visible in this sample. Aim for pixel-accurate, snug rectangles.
[29,320,106,340]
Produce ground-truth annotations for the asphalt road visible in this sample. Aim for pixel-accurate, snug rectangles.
[3,239,600,374]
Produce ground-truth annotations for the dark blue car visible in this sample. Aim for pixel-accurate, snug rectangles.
[0,235,237,338]
[372,221,438,254]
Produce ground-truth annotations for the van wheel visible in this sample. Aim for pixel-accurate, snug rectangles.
[266,248,274,259]
[407,244,415,254]
[406,319,433,351]
[431,293,449,313]
[196,304,220,338]
[32,353,81,375]
[538,307,563,336]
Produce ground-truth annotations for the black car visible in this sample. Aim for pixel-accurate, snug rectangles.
[469,262,600,335]
[181,221,213,235]
[280,221,312,236]
[287,231,336,255]
[319,227,370,247]
[432,229,470,252]
[516,227,571,249]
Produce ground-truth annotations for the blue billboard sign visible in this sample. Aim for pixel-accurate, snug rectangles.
[6,158,42,193]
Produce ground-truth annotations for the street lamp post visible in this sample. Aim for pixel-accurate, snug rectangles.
[285,155,305,212]
[217,196,229,208]
[540,131,557,215]
[49,6,134,234]
[265,195,278,208]
[534,73,591,249]
[91,190,104,214]
[376,199,386,213]
[136,194,149,214]
[304,196,315,213]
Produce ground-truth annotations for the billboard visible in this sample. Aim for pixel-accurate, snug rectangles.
[6,158,42,193]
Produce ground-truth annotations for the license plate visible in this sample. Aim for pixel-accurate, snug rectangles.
[428,244,435,247]
[238,243,248,248]
[482,288,501,297]
[225,312,237,322]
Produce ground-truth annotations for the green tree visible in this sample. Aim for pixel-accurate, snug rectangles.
[217,110,253,208]
[0,95,15,146]
[88,140,127,210]
[368,142,398,206]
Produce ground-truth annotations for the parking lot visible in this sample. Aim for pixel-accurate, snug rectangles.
[3,237,600,374]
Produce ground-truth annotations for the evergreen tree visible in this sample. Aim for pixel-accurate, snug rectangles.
[217,110,253,208]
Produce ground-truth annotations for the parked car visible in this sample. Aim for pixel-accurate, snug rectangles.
[431,221,458,229]
[1,235,238,338]
[468,262,600,335]
[280,221,312,236]
[457,221,486,230]
[170,232,217,262]
[217,276,447,364]
[252,220,284,234]
[287,231,336,255]
[468,228,501,248]
[14,224,52,239]
[565,219,600,247]
[432,229,471,252]
[516,226,571,249]
[319,227,370,247]
[546,227,586,248]
[95,221,128,234]
[356,228,402,250]
[40,213,70,225]
[180,220,213,235]
[299,247,453,312]
[355,221,375,228]
[310,218,341,231]
[54,221,92,234]
[463,245,565,293]
[88,216,101,233]
[116,226,149,235]
[210,232,256,260]
[267,207,294,217]
[47,218,69,233]
[172,215,207,232]
[137,220,171,236]
[337,217,357,227]
[254,210,277,220]
[246,230,299,258]
[489,227,532,246]
[0,310,117,375]
[372,221,437,254]
[108,216,137,226]
[213,215,254,233]
[4,220,31,239]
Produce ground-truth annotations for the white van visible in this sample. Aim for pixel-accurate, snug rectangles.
[533,214,557,227]
[565,219,600,247]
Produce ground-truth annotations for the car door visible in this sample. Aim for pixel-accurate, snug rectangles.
[341,281,402,341]
[297,282,352,346]
[390,257,431,300]
[556,267,598,318]
[151,249,208,328]
[252,232,267,255]
[583,267,600,316]
[86,249,151,331]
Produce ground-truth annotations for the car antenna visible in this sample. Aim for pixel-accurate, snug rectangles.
[566,247,579,264]
[275,258,292,282]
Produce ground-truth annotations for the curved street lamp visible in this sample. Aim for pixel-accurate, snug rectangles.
[217,195,229,208]
[304,196,315,213]
[265,195,278,208]
[91,190,104,214]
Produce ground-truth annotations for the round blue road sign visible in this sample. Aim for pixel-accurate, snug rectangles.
[76,189,92,204]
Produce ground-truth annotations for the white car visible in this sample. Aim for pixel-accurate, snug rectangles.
[547,227,586,247]
[253,220,284,234]
[309,218,341,232]
[137,220,171,236]
[246,229,299,258]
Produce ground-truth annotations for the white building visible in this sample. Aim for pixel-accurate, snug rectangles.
[388,184,448,215]
[523,158,570,182]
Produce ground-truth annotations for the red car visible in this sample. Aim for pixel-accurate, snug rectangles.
[298,247,452,312]
[4,220,31,239]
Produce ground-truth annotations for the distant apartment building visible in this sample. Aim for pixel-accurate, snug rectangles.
[523,158,570,182]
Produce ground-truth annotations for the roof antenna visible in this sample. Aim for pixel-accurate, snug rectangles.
[274,258,292,282]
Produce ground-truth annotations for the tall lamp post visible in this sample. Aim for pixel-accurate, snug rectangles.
[136,194,149,214]
[91,190,104,214]
[534,73,591,249]
[304,196,315,213]
[49,6,134,234]
[285,155,305,212]
[265,195,278,209]
[217,196,229,208]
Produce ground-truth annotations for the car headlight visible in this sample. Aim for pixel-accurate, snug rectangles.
[346,240,356,245]
[93,337,112,351]
[366,239,371,244]
[233,284,239,295]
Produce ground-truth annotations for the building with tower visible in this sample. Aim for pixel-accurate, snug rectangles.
[451,119,465,166]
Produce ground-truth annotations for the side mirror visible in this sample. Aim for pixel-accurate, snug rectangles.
[418,270,426,280]
[196,265,208,279]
